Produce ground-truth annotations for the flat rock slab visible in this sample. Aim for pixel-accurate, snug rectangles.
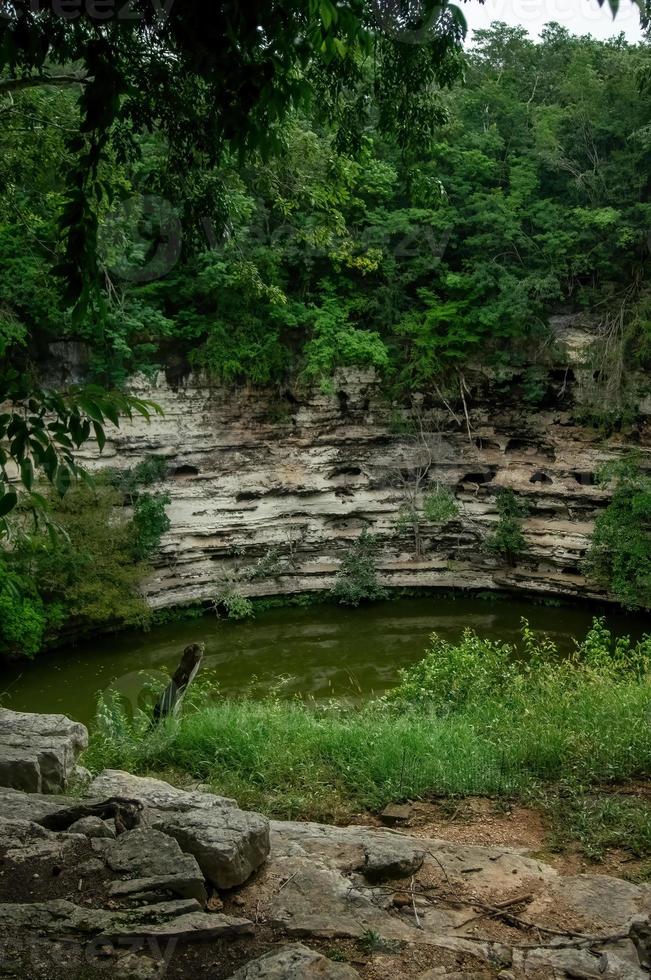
[88,770,270,889]
[538,874,651,929]
[0,787,75,822]
[270,821,425,881]
[0,897,253,944]
[267,855,463,942]
[87,769,238,812]
[0,709,88,793]
[0,816,84,863]
[227,943,360,978]
[512,939,649,979]
[102,910,254,943]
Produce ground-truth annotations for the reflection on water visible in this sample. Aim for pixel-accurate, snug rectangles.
[1,594,648,725]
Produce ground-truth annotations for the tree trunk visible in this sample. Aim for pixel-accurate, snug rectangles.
[153,642,205,722]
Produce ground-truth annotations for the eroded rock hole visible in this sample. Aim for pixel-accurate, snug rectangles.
[572,471,596,486]
[460,470,496,485]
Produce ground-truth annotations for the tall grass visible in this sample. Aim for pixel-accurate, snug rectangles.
[85,619,651,822]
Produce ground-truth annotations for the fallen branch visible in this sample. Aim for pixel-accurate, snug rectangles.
[38,797,143,835]
[456,892,534,929]
[0,73,89,94]
[410,875,422,929]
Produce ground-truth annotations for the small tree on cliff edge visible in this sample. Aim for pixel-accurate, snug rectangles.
[486,489,528,567]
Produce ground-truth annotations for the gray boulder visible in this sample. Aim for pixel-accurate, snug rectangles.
[228,944,360,979]
[98,828,207,904]
[155,806,270,889]
[67,815,116,839]
[87,770,270,889]
[0,708,88,793]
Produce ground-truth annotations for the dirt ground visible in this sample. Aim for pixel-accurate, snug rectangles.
[355,793,651,880]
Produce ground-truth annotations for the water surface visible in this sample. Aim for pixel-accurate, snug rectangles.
[1,594,647,725]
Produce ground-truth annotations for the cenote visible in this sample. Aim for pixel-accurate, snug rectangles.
[2,593,648,726]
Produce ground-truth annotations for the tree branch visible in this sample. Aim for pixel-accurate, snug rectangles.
[0,73,89,95]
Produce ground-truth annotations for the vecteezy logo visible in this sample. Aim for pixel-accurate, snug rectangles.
[0,0,175,23]
[99,194,182,283]
[101,668,169,717]
[369,0,448,44]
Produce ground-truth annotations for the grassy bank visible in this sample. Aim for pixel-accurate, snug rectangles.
[86,619,651,832]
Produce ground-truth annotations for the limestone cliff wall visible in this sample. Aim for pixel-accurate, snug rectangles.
[74,319,651,610]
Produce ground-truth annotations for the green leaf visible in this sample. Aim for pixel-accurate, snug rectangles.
[93,421,106,452]
[0,490,18,517]
[54,464,72,497]
[20,458,34,491]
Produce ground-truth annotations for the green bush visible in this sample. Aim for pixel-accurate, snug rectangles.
[212,580,255,620]
[386,629,516,710]
[2,481,157,657]
[486,489,528,565]
[0,560,48,658]
[112,455,168,495]
[423,486,459,524]
[131,492,171,561]
[331,530,387,607]
[585,459,651,609]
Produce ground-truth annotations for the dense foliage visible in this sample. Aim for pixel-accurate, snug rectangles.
[2,25,649,402]
[331,529,388,605]
[0,463,170,658]
[586,457,651,609]
[485,488,528,565]
[0,0,468,308]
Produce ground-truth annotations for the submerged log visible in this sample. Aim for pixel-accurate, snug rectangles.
[153,641,205,722]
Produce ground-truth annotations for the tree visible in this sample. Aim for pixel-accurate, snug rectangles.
[486,489,528,566]
[0,5,647,525]
[0,1,468,306]
[387,402,458,557]
[0,0,469,516]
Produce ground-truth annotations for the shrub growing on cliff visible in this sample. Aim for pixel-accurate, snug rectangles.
[212,577,255,620]
[585,459,651,610]
[423,486,459,525]
[486,489,528,566]
[331,530,387,607]
[131,492,172,561]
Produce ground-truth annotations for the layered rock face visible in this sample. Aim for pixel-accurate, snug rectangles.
[73,319,650,610]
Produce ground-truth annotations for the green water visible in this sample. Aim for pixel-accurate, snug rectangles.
[1,594,648,726]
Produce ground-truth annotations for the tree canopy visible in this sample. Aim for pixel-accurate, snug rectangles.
[0,1,648,526]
